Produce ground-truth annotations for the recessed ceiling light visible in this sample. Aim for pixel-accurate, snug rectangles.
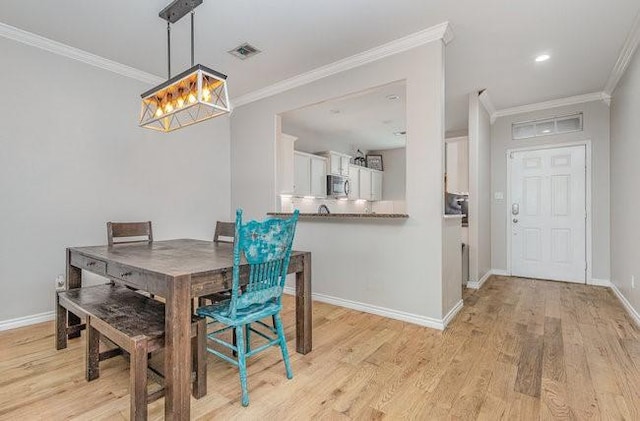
[386,94,400,101]
[535,54,550,62]
[329,109,341,114]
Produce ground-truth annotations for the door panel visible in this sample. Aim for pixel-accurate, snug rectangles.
[510,145,586,283]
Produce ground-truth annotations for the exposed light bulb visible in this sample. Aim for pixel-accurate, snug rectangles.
[188,93,197,103]
[155,108,163,117]
[202,89,211,101]
[164,103,174,113]
[177,98,185,108]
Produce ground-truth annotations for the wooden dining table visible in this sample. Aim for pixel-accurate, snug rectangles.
[55,239,312,420]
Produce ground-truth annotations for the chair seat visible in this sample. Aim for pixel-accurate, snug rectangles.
[196,299,281,326]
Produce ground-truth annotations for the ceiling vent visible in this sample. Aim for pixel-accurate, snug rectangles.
[228,43,261,60]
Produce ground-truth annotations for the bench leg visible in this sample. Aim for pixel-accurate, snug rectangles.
[55,293,68,350]
[130,337,148,421]
[192,318,207,399]
[85,317,100,381]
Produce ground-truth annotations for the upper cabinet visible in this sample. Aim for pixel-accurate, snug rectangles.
[445,137,469,194]
[293,152,311,197]
[371,170,383,201]
[356,167,383,201]
[318,151,351,177]
[282,147,382,201]
[310,155,327,198]
[277,133,297,195]
[348,165,360,200]
[293,151,327,198]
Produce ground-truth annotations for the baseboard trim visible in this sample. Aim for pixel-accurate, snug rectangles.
[610,283,640,328]
[491,269,509,276]
[283,286,447,330]
[467,270,493,290]
[442,299,464,328]
[588,278,611,287]
[0,311,55,332]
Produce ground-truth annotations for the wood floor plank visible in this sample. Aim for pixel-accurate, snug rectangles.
[514,334,543,398]
[1,278,639,420]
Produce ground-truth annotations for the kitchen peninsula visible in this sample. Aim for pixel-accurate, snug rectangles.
[267,212,409,219]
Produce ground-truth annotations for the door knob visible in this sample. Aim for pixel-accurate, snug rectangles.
[513,218,518,223]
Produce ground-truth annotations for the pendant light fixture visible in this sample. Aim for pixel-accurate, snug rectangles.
[139,0,230,132]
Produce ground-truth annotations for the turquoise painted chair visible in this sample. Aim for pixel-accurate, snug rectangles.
[196,209,299,406]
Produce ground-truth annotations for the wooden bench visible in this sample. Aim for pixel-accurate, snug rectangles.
[57,284,207,421]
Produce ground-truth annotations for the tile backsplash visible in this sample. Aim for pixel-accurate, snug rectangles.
[279,197,406,214]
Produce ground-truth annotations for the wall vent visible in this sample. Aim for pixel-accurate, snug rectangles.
[228,43,261,60]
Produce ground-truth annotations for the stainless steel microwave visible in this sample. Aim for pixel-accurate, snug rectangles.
[327,175,350,198]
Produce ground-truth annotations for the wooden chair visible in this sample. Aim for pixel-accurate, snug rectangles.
[107,221,154,298]
[198,221,237,306]
[58,284,206,421]
[197,209,299,406]
[107,221,153,246]
[213,221,235,243]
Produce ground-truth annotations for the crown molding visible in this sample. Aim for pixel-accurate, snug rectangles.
[604,11,640,95]
[233,21,454,108]
[0,21,163,85]
[478,90,496,123]
[0,19,452,108]
[492,91,610,120]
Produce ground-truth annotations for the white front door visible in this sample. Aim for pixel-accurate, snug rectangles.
[510,145,586,283]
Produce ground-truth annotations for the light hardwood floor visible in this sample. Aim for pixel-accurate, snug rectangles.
[1,276,639,420]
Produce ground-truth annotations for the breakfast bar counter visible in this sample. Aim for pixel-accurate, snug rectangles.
[267,212,409,219]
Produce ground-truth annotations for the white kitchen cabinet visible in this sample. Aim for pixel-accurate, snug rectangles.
[310,155,327,198]
[340,156,351,177]
[445,137,469,194]
[293,152,311,197]
[277,133,297,194]
[357,167,384,201]
[319,151,351,176]
[371,170,383,201]
[348,165,360,200]
[359,168,372,200]
[293,151,327,198]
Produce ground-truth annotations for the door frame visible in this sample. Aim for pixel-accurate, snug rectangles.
[505,140,592,284]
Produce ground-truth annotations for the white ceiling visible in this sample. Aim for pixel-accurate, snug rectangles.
[282,81,406,153]
[1,0,638,132]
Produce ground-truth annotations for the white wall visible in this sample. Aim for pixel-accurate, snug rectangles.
[610,47,640,315]
[442,217,462,315]
[230,42,447,321]
[491,100,610,281]
[369,147,406,201]
[468,93,492,283]
[0,38,231,323]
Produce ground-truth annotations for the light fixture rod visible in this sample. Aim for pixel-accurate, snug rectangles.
[190,10,195,67]
[167,21,171,78]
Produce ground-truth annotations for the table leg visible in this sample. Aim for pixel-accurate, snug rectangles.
[56,250,82,349]
[295,252,312,354]
[164,274,192,420]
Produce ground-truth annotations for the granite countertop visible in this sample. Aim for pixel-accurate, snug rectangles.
[267,212,409,219]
